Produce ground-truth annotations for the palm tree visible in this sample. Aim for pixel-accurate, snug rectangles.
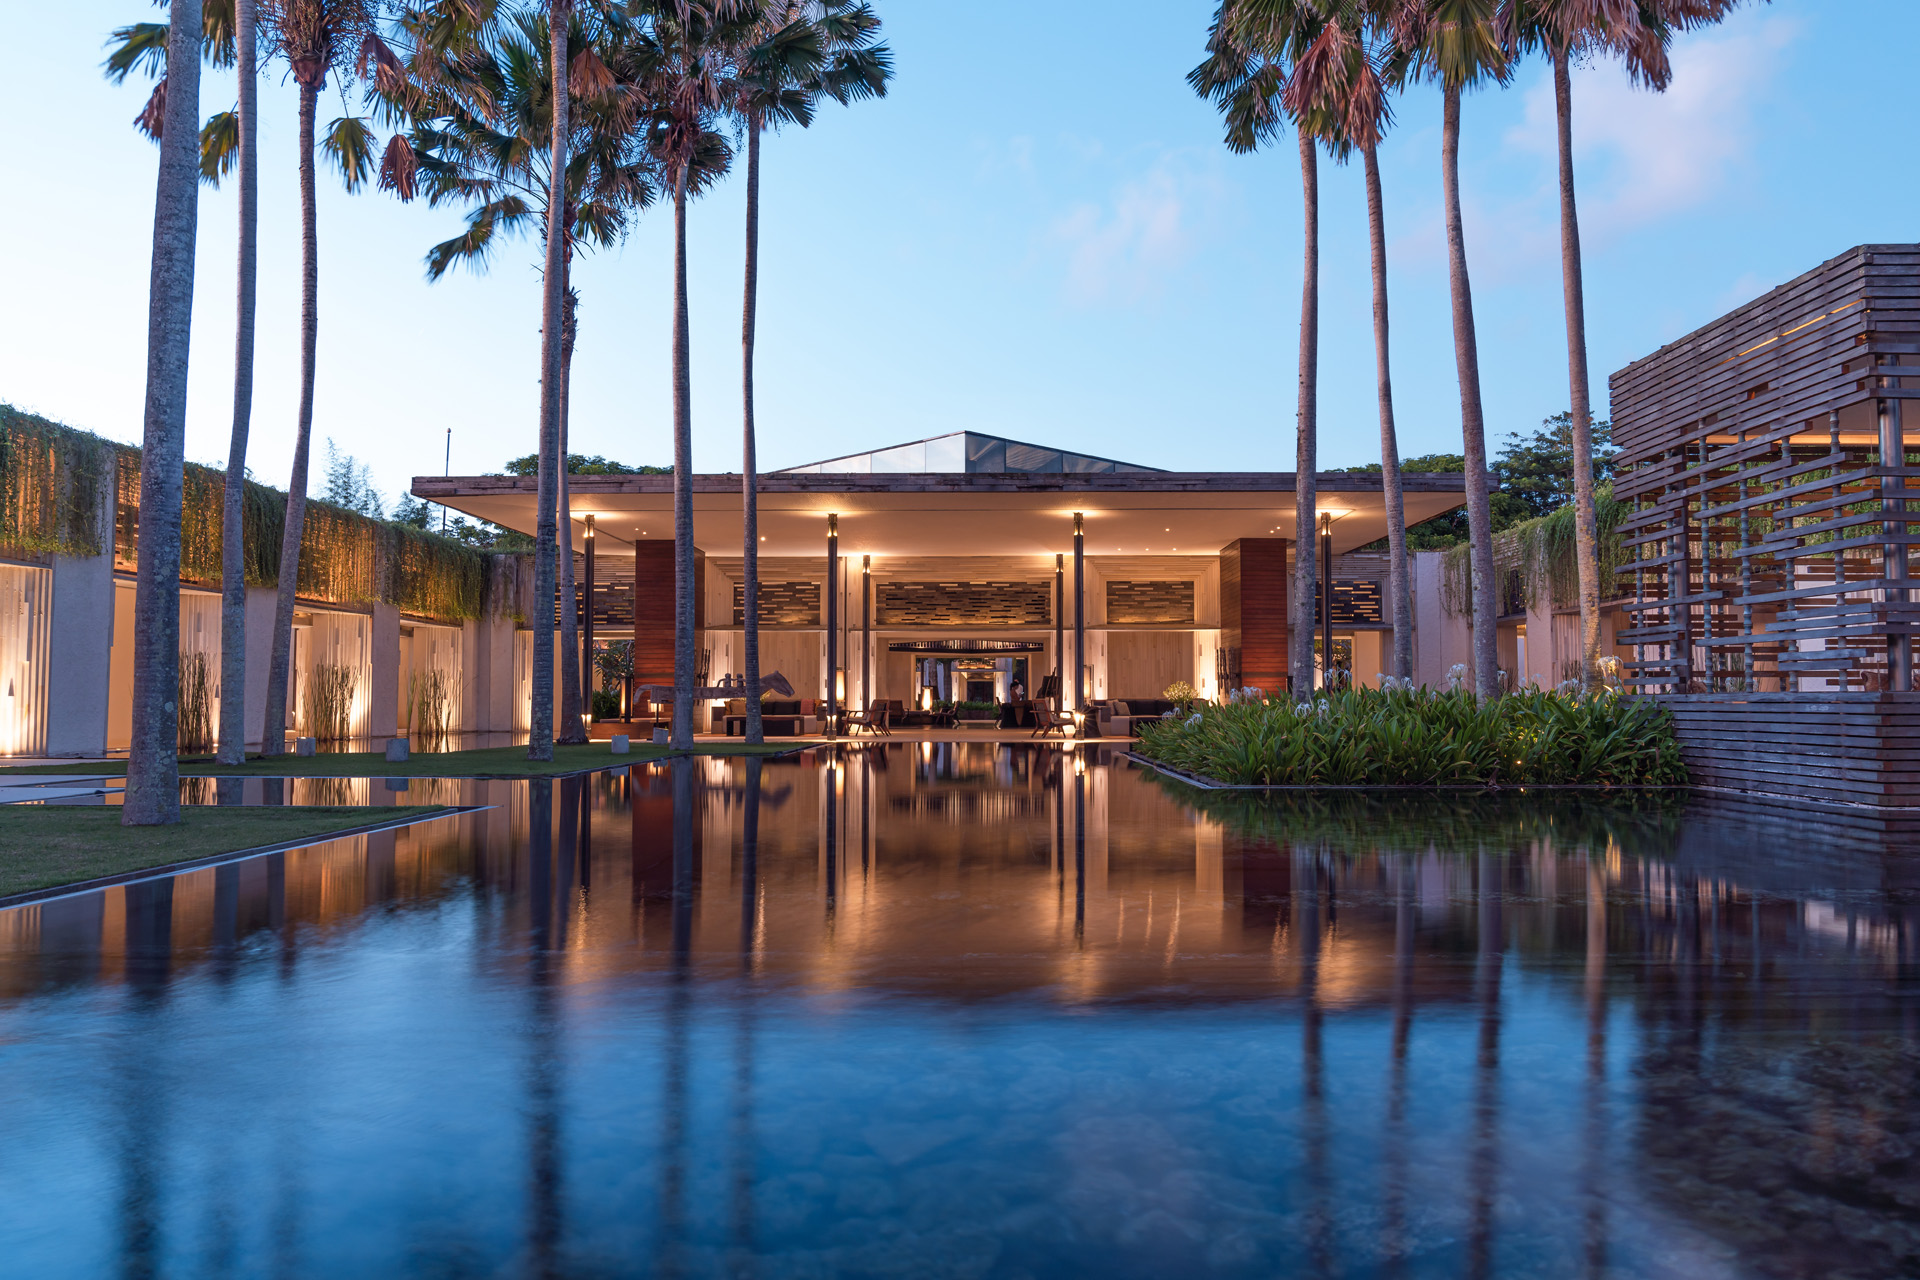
[730,0,890,744]
[1501,0,1738,689]
[255,0,407,754]
[105,4,256,763]
[1286,2,1416,682]
[634,0,747,748]
[121,0,206,827]
[219,0,260,764]
[1411,0,1509,699]
[1191,0,1326,697]
[386,3,655,755]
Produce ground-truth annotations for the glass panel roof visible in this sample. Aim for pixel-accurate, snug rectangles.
[775,431,1161,475]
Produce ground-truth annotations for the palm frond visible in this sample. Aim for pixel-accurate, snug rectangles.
[200,109,241,183]
[103,22,171,85]
[322,115,380,192]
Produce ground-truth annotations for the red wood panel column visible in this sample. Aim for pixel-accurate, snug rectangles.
[1221,538,1290,695]
[632,540,675,687]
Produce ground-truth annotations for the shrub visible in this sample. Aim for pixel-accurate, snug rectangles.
[1133,686,1686,787]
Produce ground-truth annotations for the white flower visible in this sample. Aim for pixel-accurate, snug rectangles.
[1555,678,1582,698]
[1447,663,1468,691]
[1184,712,1203,729]
[1294,702,1314,716]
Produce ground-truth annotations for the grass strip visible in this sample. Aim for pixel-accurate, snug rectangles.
[0,805,454,899]
[0,741,802,780]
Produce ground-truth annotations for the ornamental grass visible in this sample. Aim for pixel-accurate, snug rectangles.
[1132,687,1686,788]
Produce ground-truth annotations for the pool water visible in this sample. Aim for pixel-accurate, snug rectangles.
[1,743,1916,1278]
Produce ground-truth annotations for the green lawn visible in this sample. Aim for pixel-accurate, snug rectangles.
[0,740,804,780]
[0,805,453,899]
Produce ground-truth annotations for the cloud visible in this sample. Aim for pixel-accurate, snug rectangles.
[1504,11,1797,240]
[1048,152,1231,305]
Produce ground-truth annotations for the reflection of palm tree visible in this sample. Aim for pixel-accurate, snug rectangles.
[524,777,564,1276]
[1467,849,1504,1280]
[729,757,762,1269]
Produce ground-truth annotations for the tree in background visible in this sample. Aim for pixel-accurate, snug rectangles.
[730,0,890,744]
[120,0,205,825]
[321,438,386,516]
[1192,0,1327,697]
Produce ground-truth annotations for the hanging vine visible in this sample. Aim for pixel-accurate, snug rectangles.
[0,405,115,558]
[9,404,503,621]
[1441,486,1628,617]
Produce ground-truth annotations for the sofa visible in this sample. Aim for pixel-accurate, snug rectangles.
[718,698,820,736]
[1097,698,1182,739]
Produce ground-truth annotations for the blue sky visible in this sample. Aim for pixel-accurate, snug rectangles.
[0,1,1904,509]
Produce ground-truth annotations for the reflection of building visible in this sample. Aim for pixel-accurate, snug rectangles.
[4,747,1918,1276]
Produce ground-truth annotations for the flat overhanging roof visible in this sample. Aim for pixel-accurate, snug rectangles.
[412,471,1469,559]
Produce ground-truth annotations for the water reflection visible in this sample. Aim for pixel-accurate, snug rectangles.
[1,744,1917,1277]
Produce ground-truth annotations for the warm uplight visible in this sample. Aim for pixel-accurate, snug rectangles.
[1073,512,1084,537]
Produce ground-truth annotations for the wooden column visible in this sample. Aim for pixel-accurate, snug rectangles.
[1220,538,1289,694]
[632,540,675,689]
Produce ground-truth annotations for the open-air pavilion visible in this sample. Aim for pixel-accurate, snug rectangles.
[415,431,1471,732]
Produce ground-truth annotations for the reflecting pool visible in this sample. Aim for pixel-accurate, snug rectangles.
[2,743,1917,1278]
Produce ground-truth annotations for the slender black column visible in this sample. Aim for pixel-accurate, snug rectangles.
[1054,554,1064,706]
[825,514,839,737]
[1073,513,1086,712]
[583,515,596,714]
[1320,512,1334,689]
[861,554,872,712]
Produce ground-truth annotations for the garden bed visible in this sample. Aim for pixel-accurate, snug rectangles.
[1131,687,1686,788]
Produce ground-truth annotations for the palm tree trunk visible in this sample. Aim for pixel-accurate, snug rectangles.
[124,0,204,826]
[741,121,764,745]
[216,0,257,766]
[1291,129,1319,698]
[670,161,696,749]
[1364,139,1413,684]
[1554,47,1603,691]
[1441,82,1499,701]
[527,0,571,763]
[261,78,321,757]
[557,278,587,744]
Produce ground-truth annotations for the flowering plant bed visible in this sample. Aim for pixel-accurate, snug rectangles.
[1132,686,1686,788]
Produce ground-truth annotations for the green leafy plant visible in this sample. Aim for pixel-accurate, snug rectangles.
[176,651,214,755]
[303,663,358,743]
[409,668,453,747]
[1134,686,1686,788]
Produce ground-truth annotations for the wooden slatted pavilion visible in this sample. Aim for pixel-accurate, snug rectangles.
[1609,244,1920,805]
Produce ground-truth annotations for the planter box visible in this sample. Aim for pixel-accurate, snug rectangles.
[1659,691,1920,809]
